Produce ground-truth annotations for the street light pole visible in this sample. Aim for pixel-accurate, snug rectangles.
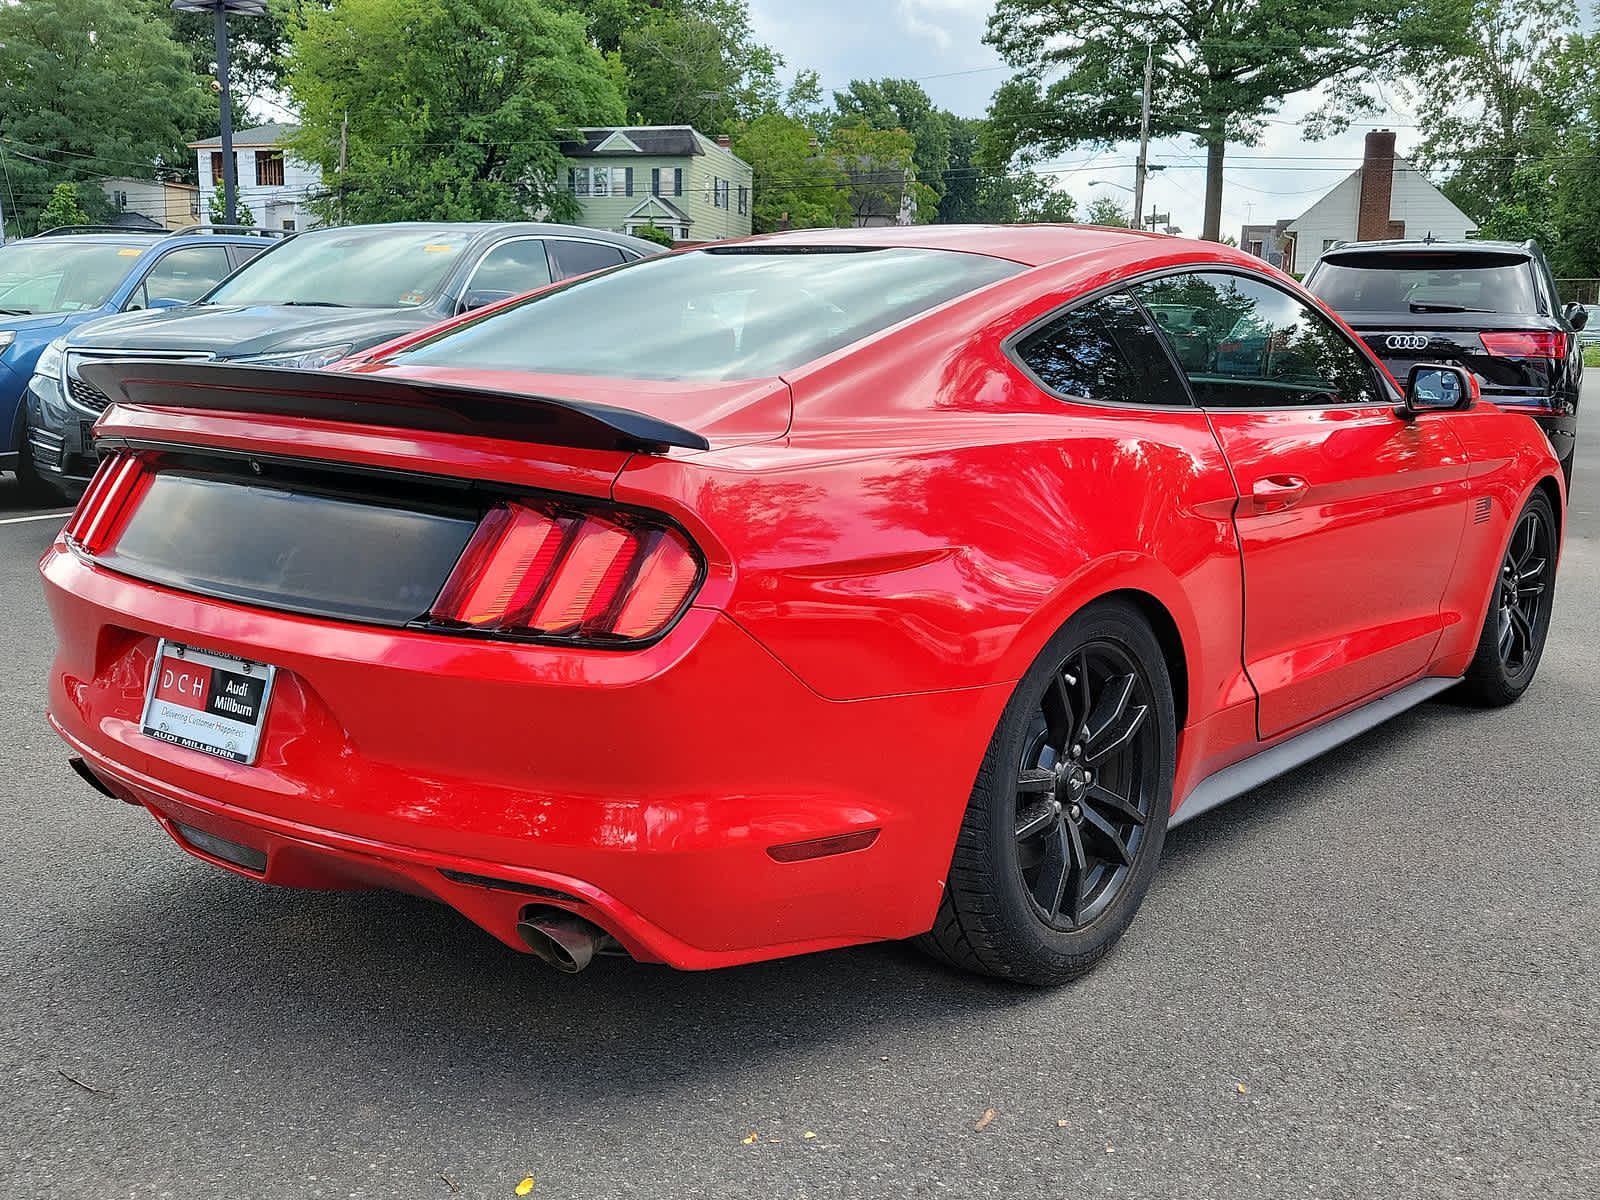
[172,0,266,229]
[213,6,237,226]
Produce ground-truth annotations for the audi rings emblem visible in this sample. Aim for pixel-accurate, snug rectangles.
[1385,334,1431,351]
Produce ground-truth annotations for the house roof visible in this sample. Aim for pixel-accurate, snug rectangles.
[189,123,297,149]
[1285,157,1475,235]
[562,126,705,158]
[626,195,690,223]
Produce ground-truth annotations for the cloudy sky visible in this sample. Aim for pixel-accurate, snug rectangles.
[747,0,1428,240]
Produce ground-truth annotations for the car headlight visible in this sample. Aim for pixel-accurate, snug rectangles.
[34,335,68,383]
[0,331,15,353]
[237,343,355,370]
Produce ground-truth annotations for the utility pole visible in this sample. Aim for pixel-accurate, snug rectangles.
[1132,42,1153,225]
[172,2,267,228]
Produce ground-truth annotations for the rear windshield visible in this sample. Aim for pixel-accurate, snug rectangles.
[1308,252,1541,315]
[389,246,1024,381]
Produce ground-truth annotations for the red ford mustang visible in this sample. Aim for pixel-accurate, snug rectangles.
[41,226,1565,984]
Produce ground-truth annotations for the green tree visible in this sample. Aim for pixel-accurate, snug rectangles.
[209,189,255,227]
[984,0,1468,240]
[562,0,681,55]
[1548,34,1600,279]
[0,0,211,233]
[1083,195,1132,228]
[618,0,784,132]
[731,112,848,231]
[286,0,623,224]
[38,183,91,229]
[832,79,952,206]
[829,124,936,226]
[1010,173,1077,223]
[142,0,309,123]
[1410,0,1573,224]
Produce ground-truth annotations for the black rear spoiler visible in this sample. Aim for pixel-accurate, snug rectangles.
[78,360,711,455]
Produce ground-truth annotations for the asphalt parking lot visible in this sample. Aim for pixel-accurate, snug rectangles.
[2,400,1596,1200]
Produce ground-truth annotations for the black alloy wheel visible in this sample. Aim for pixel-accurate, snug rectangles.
[1495,507,1552,677]
[1013,642,1158,930]
[919,599,1176,985]
[1462,489,1558,707]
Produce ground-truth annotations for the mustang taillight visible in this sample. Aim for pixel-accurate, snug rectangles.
[63,451,153,555]
[1480,331,1569,358]
[428,500,701,645]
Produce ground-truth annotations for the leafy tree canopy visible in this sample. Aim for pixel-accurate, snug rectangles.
[38,183,92,229]
[286,0,623,224]
[0,0,212,234]
[731,112,848,232]
[830,124,937,226]
[141,0,314,121]
[1083,195,1132,228]
[983,0,1470,239]
[616,0,784,133]
[833,78,952,203]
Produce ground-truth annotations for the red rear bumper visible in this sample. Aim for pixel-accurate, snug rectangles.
[41,542,1008,969]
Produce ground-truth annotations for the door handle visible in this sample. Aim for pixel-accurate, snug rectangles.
[1251,474,1310,511]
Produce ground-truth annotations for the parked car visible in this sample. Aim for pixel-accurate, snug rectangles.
[42,227,1564,985]
[1303,239,1585,483]
[24,221,662,494]
[0,225,279,496]
[1578,304,1600,347]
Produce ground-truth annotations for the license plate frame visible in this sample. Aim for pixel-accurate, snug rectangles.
[140,640,277,765]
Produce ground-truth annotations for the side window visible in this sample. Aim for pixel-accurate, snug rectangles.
[1014,291,1189,407]
[129,245,234,309]
[228,243,269,271]
[547,240,627,280]
[465,239,553,299]
[1134,272,1380,409]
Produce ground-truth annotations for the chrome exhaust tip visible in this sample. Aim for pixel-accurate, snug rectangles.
[517,911,601,974]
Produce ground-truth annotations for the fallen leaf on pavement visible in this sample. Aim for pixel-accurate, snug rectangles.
[1236,1082,1250,1095]
[803,1131,817,1141]
[975,1108,996,1132]
[514,1179,535,1197]
[742,1132,759,1145]
[1056,1119,1069,1129]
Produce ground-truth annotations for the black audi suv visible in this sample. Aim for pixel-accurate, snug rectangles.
[1304,239,1585,483]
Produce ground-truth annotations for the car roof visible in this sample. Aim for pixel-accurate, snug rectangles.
[724,223,1172,268]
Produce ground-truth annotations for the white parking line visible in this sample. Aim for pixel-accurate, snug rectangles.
[0,511,71,526]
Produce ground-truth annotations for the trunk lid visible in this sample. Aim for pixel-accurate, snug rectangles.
[1342,311,1559,400]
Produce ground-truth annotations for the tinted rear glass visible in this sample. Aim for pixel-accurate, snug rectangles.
[391,247,1024,381]
[1308,252,1541,315]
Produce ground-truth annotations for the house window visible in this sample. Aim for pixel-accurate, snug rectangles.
[572,167,590,196]
[282,218,296,232]
[113,190,128,211]
[593,167,610,197]
[737,185,748,216]
[210,152,225,184]
[1247,240,1263,257]
[1322,238,1338,251]
[713,178,729,209]
[255,150,285,187]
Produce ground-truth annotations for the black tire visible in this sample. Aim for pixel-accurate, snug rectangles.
[1459,490,1558,707]
[918,598,1176,985]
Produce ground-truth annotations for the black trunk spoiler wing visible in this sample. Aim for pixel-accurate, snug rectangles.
[78,360,711,455]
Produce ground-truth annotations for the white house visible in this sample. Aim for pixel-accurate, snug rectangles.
[99,178,201,229]
[1242,131,1477,274]
[189,123,322,232]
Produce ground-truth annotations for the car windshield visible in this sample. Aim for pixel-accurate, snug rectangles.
[389,246,1024,381]
[204,226,477,308]
[0,239,151,313]
[1309,251,1541,315]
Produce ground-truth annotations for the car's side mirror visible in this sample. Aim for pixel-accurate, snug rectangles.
[1563,302,1589,331]
[460,288,516,313]
[1398,363,1476,418]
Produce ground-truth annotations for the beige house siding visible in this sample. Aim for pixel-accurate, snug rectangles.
[566,129,752,243]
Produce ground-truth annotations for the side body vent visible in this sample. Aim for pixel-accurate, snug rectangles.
[1473,496,1493,525]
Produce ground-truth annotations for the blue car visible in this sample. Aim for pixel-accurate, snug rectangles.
[1,226,280,496]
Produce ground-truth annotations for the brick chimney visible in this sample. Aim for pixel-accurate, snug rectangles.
[1356,129,1397,242]
[715,134,732,149]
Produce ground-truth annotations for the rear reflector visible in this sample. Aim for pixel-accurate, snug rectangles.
[1480,331,1568,358]
[63,451,152,555]
[767,829,882,863]
[429,500,701,645]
